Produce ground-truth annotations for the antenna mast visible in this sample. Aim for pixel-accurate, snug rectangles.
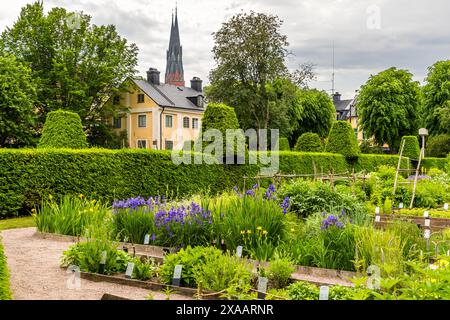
[332,41,335,95]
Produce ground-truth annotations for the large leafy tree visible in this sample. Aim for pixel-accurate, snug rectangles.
[422,60,450,135]
[0,1,138,146]
[357,67,422,152]
[207,11,289,131]
[0,55,37,147]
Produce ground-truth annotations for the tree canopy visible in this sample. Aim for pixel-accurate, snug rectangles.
[0,1,138,146]
[357,67,422,152]
[422,60,450,135]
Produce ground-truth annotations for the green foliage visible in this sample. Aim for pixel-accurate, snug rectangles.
[35,195,111,237]
[61,239,130,275]
[357,67,422,151]
[287,281,319,300]
[193,253,254,292]
[292,89,335,139]
[422,60,450,135]
[130,257,158,281]
[159,246,223,287]
[38,110,88,149]
[0,2,138,147]
[0,240,12,300]
[401,136,420,160]
[111,206,155,244]
[0,54,37,147]
[267,257,294,289]
[325,121,360,160]
[383,197,392,215]
[294,133,323,152]
[426,134,450,158]
[359,139,384,154]
[277,137,291,151]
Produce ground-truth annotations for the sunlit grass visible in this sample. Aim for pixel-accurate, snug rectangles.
[0,216,35,231]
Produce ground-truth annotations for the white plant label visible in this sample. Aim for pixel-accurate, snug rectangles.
[100,251,107,264]
[447,250,450,256]
[125,262,135,278]
[257,277,268,293]
[144,234,150,245]
[124,236,129,243]
[236,246,243,258]
[399,202,404,209]
[66,265,81,290]
[375,215,381,222]
[319,286,329,300]
[375,207,380,214]
[424,229,431,239]
[424,219,431,227]
[173,265,183,279]
[444,203,449,211]
[424,211,429,218]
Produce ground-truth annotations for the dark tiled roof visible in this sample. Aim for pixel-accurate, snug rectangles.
[334,98,357,120]
[133,79,204,111]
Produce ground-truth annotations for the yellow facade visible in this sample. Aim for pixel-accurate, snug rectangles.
[110,81,203,150]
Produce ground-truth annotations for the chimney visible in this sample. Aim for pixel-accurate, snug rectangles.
[147,68,160,85]
[333,92,341,103]
[190,77,203,92]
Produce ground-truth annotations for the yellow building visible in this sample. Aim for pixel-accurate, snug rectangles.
[333,92,364,142]
[109,69,205,150]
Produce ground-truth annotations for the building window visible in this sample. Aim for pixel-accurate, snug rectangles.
[113,117,121,129]
[137,140,147,149]
[165,115,173,128]
[183,117,190,128]
[137,93,145,103]
[197,96,204,108]
[138,114,147,128]
[165,140,173,150]
[192,118,199,129]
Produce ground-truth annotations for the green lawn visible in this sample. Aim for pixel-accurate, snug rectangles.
[0,216,35,231]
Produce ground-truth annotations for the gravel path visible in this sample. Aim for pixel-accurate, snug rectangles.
[0,228,191,300]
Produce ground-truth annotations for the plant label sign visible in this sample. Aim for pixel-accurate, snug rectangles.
[399,202,404,209]
[423,211,429,218]
[125,262,135,279]
[172,265,183,286]
[424,229,431,239]
[424,219,431,227]
[375,215,381,223]
[236,246,243,258]
[444,203,449,211]
[375,207,380,214]
[319,286,329,300]
[257,277,268,300]
[124,236,129,243]
[144,234,150,245]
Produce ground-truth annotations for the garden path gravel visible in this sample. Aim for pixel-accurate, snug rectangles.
[0,227,191,300]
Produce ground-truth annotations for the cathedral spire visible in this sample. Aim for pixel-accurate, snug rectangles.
[165,6,185,86]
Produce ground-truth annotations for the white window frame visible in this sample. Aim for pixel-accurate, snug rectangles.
[138,114,147,128]
[183,117,190,129]
[165,115,173,128]
[192,118,199,129]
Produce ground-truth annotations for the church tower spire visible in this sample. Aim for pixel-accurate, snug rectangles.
[165,6,185,86]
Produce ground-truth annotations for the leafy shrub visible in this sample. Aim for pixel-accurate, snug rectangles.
[426,134,450,158]
[159,246,223,287]
[383,197,392,214]
[193,253,253,292]
[277,137,291,151]
[294,133,322,152]
[329,285,354,300]
[38,110,88,149]
[268,257,295,289]
[61,239,130,275]
[325,121,360,161]
[401,136,420,160]
[35,195,111,237]
[287,281,319,300]
[0,240,11,300]
[360,139,384,154]
[130,257,158,281]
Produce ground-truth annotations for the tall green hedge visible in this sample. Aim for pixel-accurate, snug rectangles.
[294,133,323,152]
[0,240,11,300]
[278,137,291,151]
[325,121,360,160]
[401,136,420,160]
[38,110,88,149]
[0,149,445,217]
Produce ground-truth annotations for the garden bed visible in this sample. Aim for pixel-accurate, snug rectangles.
[375,215,450,231]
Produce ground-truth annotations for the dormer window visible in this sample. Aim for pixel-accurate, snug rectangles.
[197,96,203,108]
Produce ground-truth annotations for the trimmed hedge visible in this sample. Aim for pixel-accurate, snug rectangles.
[422,157,448,171]
[0,149,446,217]
[325,121,360,160]
[38,110,88,149]
[294,133,323,152]
[401,136,420,160]
[426,134,450,158]
[0,239,11,300]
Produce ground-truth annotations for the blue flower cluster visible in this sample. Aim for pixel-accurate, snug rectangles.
[264,184,276,200]
[280,196,290,214]
[112,196,165,213]
[154,202,212,231]
[321,212,345,230]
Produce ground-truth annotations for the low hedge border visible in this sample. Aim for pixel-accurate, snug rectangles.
[0,238,12,300]
[0,148,446,217]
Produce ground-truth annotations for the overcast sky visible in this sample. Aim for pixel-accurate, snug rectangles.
[1,0,449,98]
